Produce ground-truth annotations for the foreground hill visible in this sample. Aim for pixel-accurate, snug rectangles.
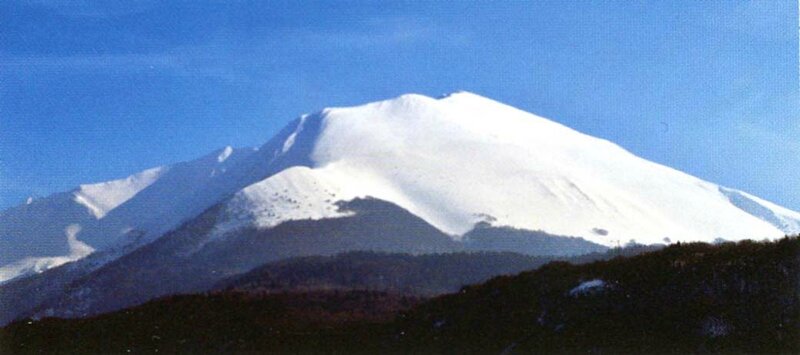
[2,237,796,354]
[213,245,650,296]
[396,236,799,353]
[1,290,414,354]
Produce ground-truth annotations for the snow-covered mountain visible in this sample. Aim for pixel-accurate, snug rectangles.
[0,167,162,281]
[0,147,258,282]
[210,92,799,246]
[1,91,798,287]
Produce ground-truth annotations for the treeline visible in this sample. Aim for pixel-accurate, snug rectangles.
[216,244,660,296]
[0,290,414,354]
[1,237,796,354]
[395,236,800,353]
[217,251,559,296]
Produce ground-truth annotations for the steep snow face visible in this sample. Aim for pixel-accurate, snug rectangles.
[73,167,164,218]
[718,187,800,235]
[220,92,797,246]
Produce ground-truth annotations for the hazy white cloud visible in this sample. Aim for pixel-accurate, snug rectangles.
[732,89,800,148]
[735,119,800,156]
[20,0,158,18]
[1,53,176,69]
[0,49,253,83]
[282,16,469,49]
[1,15,469,85]
[707,0,793,42]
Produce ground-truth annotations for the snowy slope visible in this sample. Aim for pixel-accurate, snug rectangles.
[2,91,798,284]
[73,146,258,250]
[0,116,331,283]
[0,147,259,282]
[0,167,162,280]
[214,166,356,236]
[213,92,798,246]
[73,167,164,219]
[717,187,800,234]
[0,224,94,283]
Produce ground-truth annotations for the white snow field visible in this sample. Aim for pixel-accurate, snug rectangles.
[215,92,798,245]
[2,91,798,283]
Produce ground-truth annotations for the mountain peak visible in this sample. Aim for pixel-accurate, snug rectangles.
[325,91,494,112]
[436,90,491,101]
[239,92,800,245]
[3,92,799,285]
[389,91,503,107]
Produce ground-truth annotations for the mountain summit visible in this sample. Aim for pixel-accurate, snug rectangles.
[213,91,799,244]
[1,92,798,284]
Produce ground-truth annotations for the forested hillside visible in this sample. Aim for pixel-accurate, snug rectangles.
[1,237,796,354]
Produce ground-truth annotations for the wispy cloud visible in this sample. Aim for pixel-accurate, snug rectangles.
[728,90,800,172]
[706,0,794,42]
[0,50,251,82]
[734,120,800,156]
[20,0,158,19]
[293,16,468,48]
[1,53,176,69]
[2,15,469,84]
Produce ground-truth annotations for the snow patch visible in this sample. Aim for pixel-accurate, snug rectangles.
[0,224,94,283]
[65,224,95,258]
[282,115,307,154]
[569,279,606,296]
[0,257,73,284]
[217,146,234,162]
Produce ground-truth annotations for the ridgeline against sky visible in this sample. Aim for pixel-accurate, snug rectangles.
[1,1,798,210]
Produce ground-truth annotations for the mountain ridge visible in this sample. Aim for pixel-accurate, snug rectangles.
[1,91,798,285]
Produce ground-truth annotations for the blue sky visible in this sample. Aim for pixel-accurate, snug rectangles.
[1,0,798,211]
